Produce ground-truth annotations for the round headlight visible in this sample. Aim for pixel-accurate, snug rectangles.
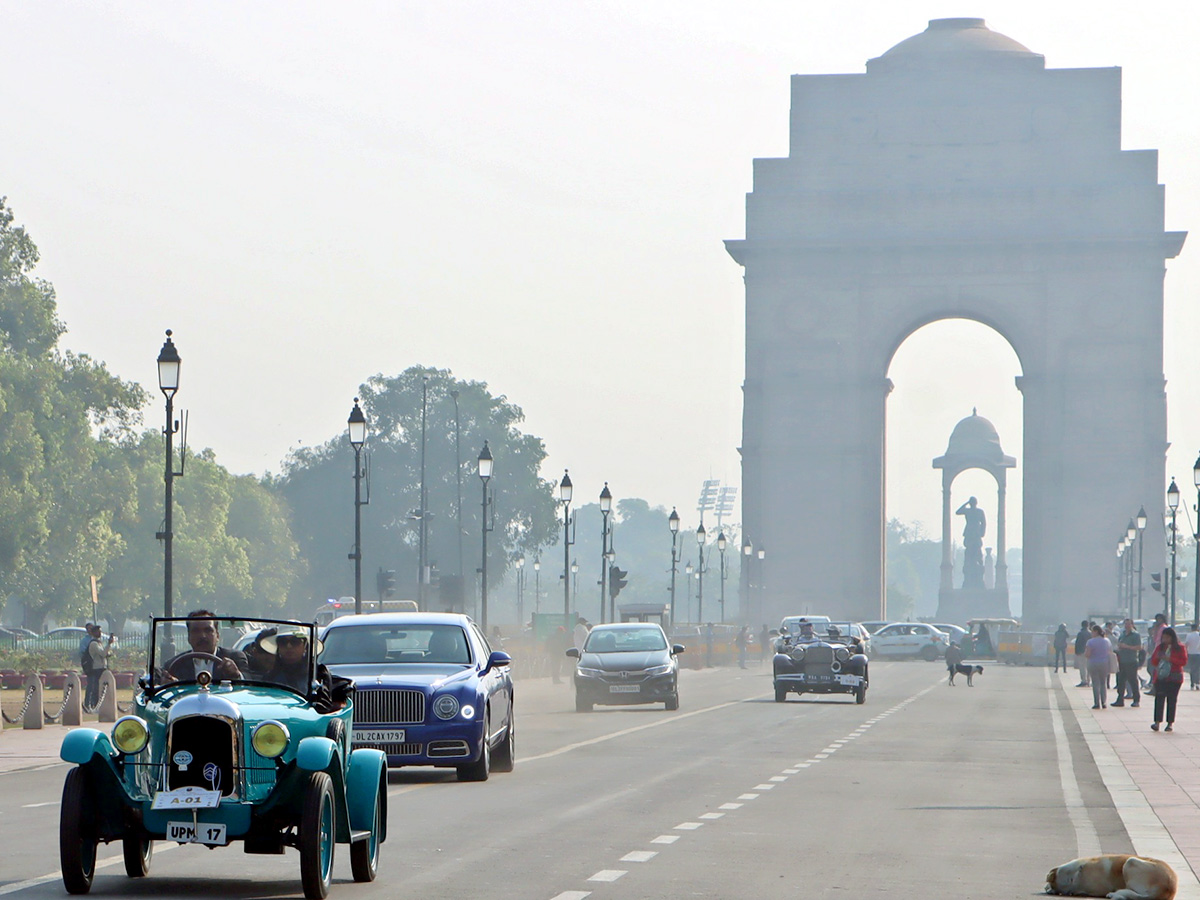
[460,705,476,720]
[835,647,850,662]
[111,716,149,755]
[433,695,460,720]
[251,720,290,758]
[790,647,805,661]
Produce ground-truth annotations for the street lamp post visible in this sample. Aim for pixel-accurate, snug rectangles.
[1116,542,1124,613]
[156,331,182,619]
[418,376,429,608]
[604,547,616,623]
[572,560,579,600]
[696,523,706,624]
[477,442,494,632]
[1168,478,1180,626]
[1193,456,1200,624]
[1137,506,1148,619]
[346,398,368,614]
[516,557,525,627]
[685,561,694,622]
[1126,519,1137,619]
[757,547,766,623]
[534,559,541,613]
[668,509,680,628]
[450,389,464,587]
[599,484,612,624]
[559,471,574,617]
[717,532,727,623]
[742,539,752,623]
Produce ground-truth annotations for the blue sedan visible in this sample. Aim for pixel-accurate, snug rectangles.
[320,613,513,781]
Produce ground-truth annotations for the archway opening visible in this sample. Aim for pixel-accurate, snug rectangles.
[885,318,1024,622]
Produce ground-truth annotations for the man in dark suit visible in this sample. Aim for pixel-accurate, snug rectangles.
[164,610,248,681]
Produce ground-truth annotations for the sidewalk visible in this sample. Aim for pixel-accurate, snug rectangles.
[1057,668,1200,892]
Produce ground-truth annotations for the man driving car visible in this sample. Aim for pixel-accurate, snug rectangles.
[164,610,247,681]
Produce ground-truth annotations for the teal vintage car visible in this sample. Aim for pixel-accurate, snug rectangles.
[58,616,387,899]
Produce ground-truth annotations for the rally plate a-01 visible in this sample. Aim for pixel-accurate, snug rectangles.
[151,786,222,810]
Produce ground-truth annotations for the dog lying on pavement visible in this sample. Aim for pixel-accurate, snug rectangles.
[948,663,983,686]
[1045,853,1176,899]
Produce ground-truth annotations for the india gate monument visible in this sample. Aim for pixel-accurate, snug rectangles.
[727,18,1186,626]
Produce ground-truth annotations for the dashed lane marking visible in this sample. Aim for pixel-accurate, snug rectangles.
[719,802,742,810]
[768,776,787,782]
[752,783,775,790]
[620,851,657,862]
[674,822,703,830]
[588,870,627,882]
[737,793,759,800]
[550,893,591,900]
[650,835,680,844]
[699,812,724,819]
[0,841,179,896]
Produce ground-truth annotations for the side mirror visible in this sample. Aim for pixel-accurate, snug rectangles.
[565,647,580,659]
[776,627,786,635]
[486,650,512,671]
[672,644,685,655]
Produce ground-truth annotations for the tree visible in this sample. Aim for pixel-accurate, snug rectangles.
[279,366,558,614]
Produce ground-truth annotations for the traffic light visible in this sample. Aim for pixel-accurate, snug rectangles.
[1151,572,1163,594]
[609,566,628,600]
[384,569,396,597]
[376,567,387,599]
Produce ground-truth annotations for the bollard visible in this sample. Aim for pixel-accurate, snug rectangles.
[97,669,118,723]
[23,672,44,730]
[62,672,83,726]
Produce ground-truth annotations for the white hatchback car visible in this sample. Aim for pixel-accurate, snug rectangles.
[870,622,949,661]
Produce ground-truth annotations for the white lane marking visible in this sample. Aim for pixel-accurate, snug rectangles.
[1045,668,1099,857]
[699,812,724,819]
[782,768,800,774]
[821,746,840,753]
[621,851,657,862]
[794,762,812,767]
[737,793,759,800]
[651,835,679,844]
[0,842,179,896]
[813,753,829,759]
[769,776,787,782]
[588,870,627,882]
[719,802,742,810]
[550,893,591,900]
[752,783,775,790]
[520,696,757,764]
[20,801,59,808]
[675,822,703,830]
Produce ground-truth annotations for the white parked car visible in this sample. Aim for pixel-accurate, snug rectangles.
[870,622,949,661]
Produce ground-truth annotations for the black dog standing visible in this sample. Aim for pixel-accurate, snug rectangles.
[945,640,964,685]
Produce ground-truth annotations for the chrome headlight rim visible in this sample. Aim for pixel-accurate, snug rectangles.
[576,667,606,678]
[433,694,461,720]
[251,720,291,758]
[112,715,150,755]
[834,647,851,662]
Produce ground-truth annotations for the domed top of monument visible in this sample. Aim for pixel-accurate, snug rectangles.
[867,18,1044,73]
[933,409,1016,471]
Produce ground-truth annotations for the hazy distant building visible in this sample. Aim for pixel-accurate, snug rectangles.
[727,18,1186,626]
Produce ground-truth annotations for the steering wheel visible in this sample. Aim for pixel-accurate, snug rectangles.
[165,651,226,680]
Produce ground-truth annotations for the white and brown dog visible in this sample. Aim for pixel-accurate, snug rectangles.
[1045,854,1176,899]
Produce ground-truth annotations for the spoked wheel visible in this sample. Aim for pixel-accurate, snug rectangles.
[855,683,868,704]
[122,834,153,877]
[300,772,335,900]
[350,778,384,883]
[60,767,98,894]
[492,706,515,773]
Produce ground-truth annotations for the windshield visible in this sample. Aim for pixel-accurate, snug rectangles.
[150,616,317,694]
[584,627,667,653]
[320,624,472,665]
[785,622,857,643]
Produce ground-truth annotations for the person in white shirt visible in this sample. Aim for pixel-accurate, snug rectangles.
[1184,623,1200,690]
[573,618,590,652]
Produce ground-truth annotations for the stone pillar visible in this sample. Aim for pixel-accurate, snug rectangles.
[22,672,43,730]
[97,670,118,723]
[996,473,1008,592]
[940,471,954,592]
[62,672,83,727]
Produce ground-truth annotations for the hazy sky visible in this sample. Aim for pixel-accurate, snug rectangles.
[4,2,1197,549]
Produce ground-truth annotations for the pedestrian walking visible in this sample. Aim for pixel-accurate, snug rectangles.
[1052,624,1069,673]
[1104,622,1119,689]
[944,639,964,685]
[735,625,748,669]
[1085,625,1112,709]
[1149,626,1187,732]
[573,617,590,653]
[1112,618,1141,707]
[1145,613,1167,693]
[1184,623,1200,690]
[1074,620,1091,687]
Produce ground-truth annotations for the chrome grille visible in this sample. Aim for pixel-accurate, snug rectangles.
[803,646,834,665]
[356,741,422,757]
[168,717,236,796]
[354,689,425,725]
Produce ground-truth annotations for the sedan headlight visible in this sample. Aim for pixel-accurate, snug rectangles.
[576,667,606,678]
[433,695,460,719]
[251,720,290,758]
[111,716,149,755]
[645,664,672,676]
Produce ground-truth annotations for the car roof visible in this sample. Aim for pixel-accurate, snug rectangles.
[321,611,473,630]
[589,622,662,631]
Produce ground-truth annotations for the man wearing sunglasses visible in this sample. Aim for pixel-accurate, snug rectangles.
[261,627,320,693]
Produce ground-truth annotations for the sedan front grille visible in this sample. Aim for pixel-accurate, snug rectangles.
[355,689,425,725]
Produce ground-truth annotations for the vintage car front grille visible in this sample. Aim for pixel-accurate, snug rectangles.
[355,689,425,725]
[355,741,422,757]
[168,716,236,796]
[801,645,834,665]
[427,740,470,758]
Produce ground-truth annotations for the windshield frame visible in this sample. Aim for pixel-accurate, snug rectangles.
[319,622,476,667]
[784,621,858,644]
[583,626,669,654]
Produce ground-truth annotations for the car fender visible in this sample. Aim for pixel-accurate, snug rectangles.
[60,728,116,766]
[296,736,337,772]
[345,749,387,840]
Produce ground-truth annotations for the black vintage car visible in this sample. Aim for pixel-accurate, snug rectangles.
[773,621,868,704]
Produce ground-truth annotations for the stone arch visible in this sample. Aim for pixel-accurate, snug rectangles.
[727,18,1185,627]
